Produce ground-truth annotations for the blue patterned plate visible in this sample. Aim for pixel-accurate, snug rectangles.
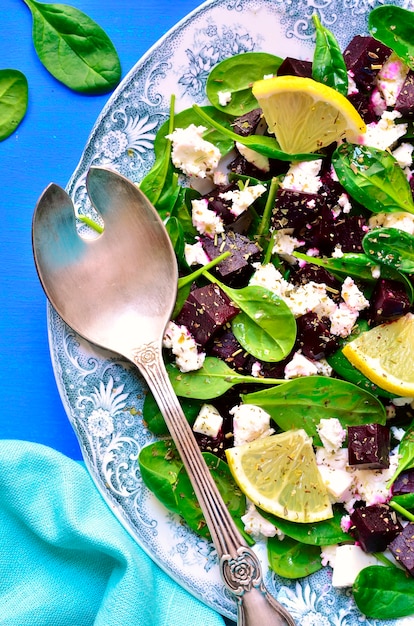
[48,1,414,623]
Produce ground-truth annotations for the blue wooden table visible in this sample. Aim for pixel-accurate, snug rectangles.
[0,0,202,460]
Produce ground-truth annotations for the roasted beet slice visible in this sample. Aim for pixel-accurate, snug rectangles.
[200,231,261,287]
[202,184,239,226]
[350,504,402,552]
[347,90,380,124]
[277,57,313,78]
[210,329,253,373]
[291,264,341,295]
[296,312,339,360]
[272,188,327,232]
[348,423,390,469]
[368,278,411,324]
[392,469,414,496]
[343,35,391,92]
[395,70,414,118]
[389,522,414,576]
[194,428,227,460]
[231,108,263,137]
[175,283,239,347]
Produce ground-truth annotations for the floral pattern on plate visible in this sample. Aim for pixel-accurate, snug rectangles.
[49,0,414,622]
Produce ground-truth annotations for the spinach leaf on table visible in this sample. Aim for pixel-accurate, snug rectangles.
[0,69,28,141]
[369,5,414,71]
[242,376,386,445]
[267,534,322,579]
[332,143,414,215]
[22,0,121,93]
[353,565,414,619]
[206,52,282,116]
[312,15,348,95]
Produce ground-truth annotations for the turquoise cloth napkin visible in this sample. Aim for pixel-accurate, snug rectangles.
[0,440,230,626]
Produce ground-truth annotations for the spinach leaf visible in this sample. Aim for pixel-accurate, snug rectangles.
[388,421,414,487]
[293,251,378,283]
[312,15,348,95]
[167,357,284,400]
[391,493,414,510]
[0,69,28,141]
[369,6,414,71]
[165,216,185,266]
[267,535,322,579]
[193,104,322,162]
[204,271,297,362]
[23,0,121,94]
[143,391,201,435]
[353,565,414,619]
[363,228,414,274]
[261,506,348,545]
[138,440,183,514]
[206,52,282,116]
[332,143,414,214]
[242,376,386,445]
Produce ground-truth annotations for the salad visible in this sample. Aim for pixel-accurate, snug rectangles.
[135,5,414,621]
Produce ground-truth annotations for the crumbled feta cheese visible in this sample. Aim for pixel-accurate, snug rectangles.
[284,351,319,379]
[392,396,414,407]
[219,182,266,217]
[332,244,344,258]
[193,404,223,438]
[249,263,290,298]
[316,447,349,471]
[320,545,337,568]
[329,303,359,338]
[281,159,323,194]
[391,426,406,442]
[230,404,274,447]
[213,170,228,186]
[376,52,409,108]
[217,90,232,106]
[337,192,352,214]
[166,124,221,178]
[251,361,262,378]
[347,450,400,510]
[191,198,224,237]
[285,281,330,317]
[341,277,369,312]
[318,464,354,501]
[162,321,206,372]
[314,359,333,377]
[331,545,381,588]
[369,211,414,235]
[363,110,407,151]
[184,241,210,266]
[272,231,303,259]
[317,418,347,453]
[241,502,280,540]
[392,142,414,171]
[235,142,270,172]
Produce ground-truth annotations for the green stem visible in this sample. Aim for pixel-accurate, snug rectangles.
[226,373,285,386]
[373,551,396,567]
[177,251,231,289]
[77,215,104,234]
[257,176,279,238]
[390,499,414,522]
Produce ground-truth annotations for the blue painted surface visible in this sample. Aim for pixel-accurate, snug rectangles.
[0,0,202,460]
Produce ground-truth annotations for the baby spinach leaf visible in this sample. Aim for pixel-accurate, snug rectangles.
[312,15,348,95]
[205,271,297,362]
[293,251,378,283]
[369,6,414,71]
[267,535,322,579]
[363,228,414,274]
[167,357,284,400]
[391,493,414,510]
[206,52,282,116]
[0,69,28,141]
[23,0,121,93]
[354,565,414,619]
[138,440,184,515]
[193,104,322,162]
[388,421,414,487]
[143,391,201,435]
[242,376,386,445]
[261,506,348,545]
[332,143,414,214]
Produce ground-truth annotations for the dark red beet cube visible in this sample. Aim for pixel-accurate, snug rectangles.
[292,264,341,296]
[232,108,263,137]
[194,427,227,460]
[277,57,313,78]
[395,71,414,118]
[296,312,339,360]
[200,231,261,287]
[343,35,391,92]
[350,504,403,552]
[210,329,252,373]
[347,90,380,124]
[175,283,239,347]
[348,423,390,469]
[272,189,327,232]
[369,278,411,324]
[392,470,414,497]
[202,184,238,226]
[389,522,414,576]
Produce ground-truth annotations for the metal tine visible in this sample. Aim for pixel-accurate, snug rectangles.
[32,183,88,272]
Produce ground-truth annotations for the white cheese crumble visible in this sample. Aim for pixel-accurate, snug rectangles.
[184,241,210,266]
[369,210,414,235]
[219,182,267,217]
[166,124,221,178]
[317,418,346,453]
[191,198,224,237]
[193,404,223,438]
[241,501,280,540]
[331,545,381,588]
[375,52,409,108]
[272,231,304,259]
[280,159,323,194]
[217,90,232,106]
[162,320,206,372]
[329,303,359,338]
[363,110,407,151]
[284,351,319,379]
[341,277,370,312]
[392,142,414,172]
[230,404,274,447]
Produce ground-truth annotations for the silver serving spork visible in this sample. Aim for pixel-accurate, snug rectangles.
[32,166,295,626]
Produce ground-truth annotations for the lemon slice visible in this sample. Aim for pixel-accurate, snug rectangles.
[252,75,366,153]
[342,312,414,397]
[225,429,333,523]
